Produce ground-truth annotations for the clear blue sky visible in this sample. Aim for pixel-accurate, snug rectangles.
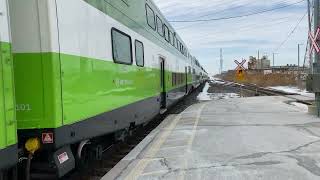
[153,0,308,75]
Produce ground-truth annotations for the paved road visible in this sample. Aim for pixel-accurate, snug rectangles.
[103,96,320,180]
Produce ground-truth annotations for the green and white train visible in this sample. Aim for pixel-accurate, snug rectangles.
[0,0,17,174]
[2,0,208,177]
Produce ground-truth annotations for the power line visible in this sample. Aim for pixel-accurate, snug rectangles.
[274,11,307,52]
[183,15,300,43]
[179,13,294,33]
[196,0,292,19]
[196,0,252,19]
[169,0,305,23]
[176,0,254,30]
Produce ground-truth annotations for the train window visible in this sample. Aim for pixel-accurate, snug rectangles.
[169,31,174,46]
[135,40,144,67]
[163,24,170,42]
[172,73,175,86]
[173,36,176,48]
[156,16,163,36]
[111,28,133,65]
[176,39,180,50]
[146,4,156,30]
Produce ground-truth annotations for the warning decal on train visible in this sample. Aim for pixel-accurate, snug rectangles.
[42,133,54,144]
[58,152,69,164]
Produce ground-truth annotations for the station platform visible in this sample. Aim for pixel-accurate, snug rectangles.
[102,96,320,180]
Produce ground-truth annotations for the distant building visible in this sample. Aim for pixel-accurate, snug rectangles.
[248,56,270,70]
[248,56,257,70]
[271,64,307,75]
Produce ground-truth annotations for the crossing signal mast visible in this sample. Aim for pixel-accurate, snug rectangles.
[307,0,320,116]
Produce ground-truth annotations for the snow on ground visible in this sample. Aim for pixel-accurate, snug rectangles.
[211,78,225,85]
[268,86,314,97]
[197,82,240,101]
[210,93,240,100]
[197,82,211,101]
[289,102,309,113]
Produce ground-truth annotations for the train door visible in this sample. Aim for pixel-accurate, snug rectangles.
[160,57,166,109]
[185,66,188,94]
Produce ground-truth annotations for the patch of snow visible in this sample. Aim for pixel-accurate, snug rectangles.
[210,93,240,100]
[212,79,225,85]
[197,82,211,101]
[197,82,240,101]
[289,102,309,113]
[268,86,314,97]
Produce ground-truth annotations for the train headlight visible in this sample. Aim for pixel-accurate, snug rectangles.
[25,138,41,154]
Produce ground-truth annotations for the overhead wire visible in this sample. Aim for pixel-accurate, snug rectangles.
[192,17,300,45]
[169,0,305,23]
[176,0,254,30]
[195,0,292,19]
[274,11,307,52]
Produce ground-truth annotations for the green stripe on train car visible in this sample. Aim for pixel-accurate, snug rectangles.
[14,52,191,129]
[0,41,16,149]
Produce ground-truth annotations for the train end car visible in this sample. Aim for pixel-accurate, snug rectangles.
[0,0,18,175]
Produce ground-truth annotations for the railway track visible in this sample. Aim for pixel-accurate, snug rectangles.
[220,80,313,105]
[225,82,297,96]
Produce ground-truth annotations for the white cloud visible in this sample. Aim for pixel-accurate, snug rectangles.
[153,0,308,75]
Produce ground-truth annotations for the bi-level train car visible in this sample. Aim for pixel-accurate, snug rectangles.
[9,0,207,177]
[0,0,17,175]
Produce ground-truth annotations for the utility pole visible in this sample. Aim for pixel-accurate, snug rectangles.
[298,43,303,87]
[315,0,319,66]
[272,53,275,67]
[258,50,260,69]
[314,0,320,116]
[298,44,303,70]
[220,48,223,74]
[308,0,312,72]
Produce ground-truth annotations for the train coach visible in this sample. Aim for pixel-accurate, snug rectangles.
[8,0,208,178]
[0,0,17,177]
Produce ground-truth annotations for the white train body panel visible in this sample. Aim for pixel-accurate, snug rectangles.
[0,0,11,42]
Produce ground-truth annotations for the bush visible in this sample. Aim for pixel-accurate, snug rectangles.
[220,72,297,87]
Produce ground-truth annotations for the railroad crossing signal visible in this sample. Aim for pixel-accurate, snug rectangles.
[234,59,246,71]
[234,59,246,81]
[309,27,320,54]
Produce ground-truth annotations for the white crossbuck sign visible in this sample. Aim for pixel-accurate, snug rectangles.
[234,59,246,71]
[309,27,320,54]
